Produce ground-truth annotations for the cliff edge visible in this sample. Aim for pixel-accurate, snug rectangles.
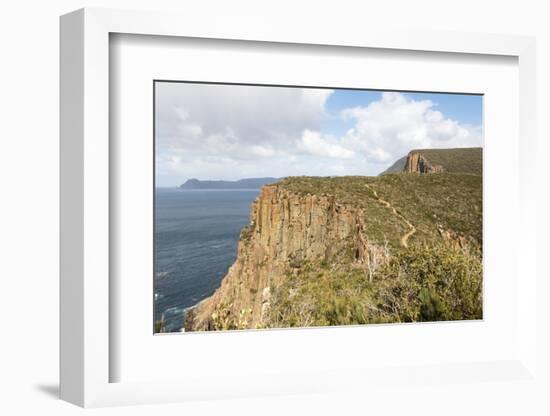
[185,173,482,331]
[185,184,370,330]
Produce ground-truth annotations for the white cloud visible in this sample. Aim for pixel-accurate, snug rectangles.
[156,86,482,186]
[156,82,333,151]
[250,145,276,158]
[155,83,335,184]
[297,130,355,159]
[340,92,481,163]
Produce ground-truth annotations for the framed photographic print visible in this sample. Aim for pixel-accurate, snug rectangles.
[60,8,539,408]
[153,81,484,334]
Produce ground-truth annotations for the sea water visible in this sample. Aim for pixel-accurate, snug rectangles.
[154,188,259,332]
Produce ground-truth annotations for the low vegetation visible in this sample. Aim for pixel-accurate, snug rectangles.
[415,147,482,175]
[268,242,482,327]
[380,147,482,176]
[209,302,253,331]
[279,173,482,247]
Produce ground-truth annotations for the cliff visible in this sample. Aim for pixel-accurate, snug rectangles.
[185,173,483,331]
[185,184,369,330]
[404,151,444,173]
[385,147,482,175]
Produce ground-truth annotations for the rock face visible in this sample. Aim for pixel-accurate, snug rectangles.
[404,151,444,173]
[185,184,368,331]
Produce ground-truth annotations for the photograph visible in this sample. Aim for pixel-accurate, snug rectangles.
[154,82,483,333]
[2,0,543,412]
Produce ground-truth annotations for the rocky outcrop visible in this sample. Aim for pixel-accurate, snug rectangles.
[404,151,444,174]
[436,224,479,250]
[184,184,369,331]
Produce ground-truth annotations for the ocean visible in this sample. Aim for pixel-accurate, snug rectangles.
[154,188,260,332]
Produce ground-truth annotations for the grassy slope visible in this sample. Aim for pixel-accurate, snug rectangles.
[412,147,483,175]
[279,173,482,248]
[379,147,482,176]
[269,242,483,326]
[379,155,407,175]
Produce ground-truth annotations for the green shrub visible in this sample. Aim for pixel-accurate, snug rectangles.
[267,242,482,328]
[418,288,447,321]
[373,243,482,322]
[209,301,253,331]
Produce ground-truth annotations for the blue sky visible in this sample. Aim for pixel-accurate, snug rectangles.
[322,90,482,137]
[155,83,483,186]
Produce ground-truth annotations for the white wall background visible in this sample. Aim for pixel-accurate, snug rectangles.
[0,1,548,415]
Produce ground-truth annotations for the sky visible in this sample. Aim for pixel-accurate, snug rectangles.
[155,82,483,187]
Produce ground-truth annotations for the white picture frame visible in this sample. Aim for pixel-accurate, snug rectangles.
[60,7,538,408]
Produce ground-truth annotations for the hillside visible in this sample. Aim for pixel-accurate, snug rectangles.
[184,172,482,331]
[180,177,280,190]
[281,175,482,246]
[381,147,482,175]
[379,155,407,175]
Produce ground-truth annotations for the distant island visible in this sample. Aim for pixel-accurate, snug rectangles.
[180,177,280,190]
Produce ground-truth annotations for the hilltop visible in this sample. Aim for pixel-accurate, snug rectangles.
[380,147,482,175]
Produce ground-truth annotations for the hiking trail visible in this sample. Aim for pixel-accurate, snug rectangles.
[364,183,416,248]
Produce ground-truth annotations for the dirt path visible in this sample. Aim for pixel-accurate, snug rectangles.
[365,184,416,248]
